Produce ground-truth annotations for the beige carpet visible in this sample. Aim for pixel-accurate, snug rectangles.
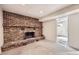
[2,40,79,55]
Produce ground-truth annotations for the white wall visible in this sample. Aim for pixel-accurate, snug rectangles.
[41,5,79,50]
[69,13,79,49]
[0,6,4,54]
[43,20,56,42]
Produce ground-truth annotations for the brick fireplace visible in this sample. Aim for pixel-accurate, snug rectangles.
[2,11,44,51]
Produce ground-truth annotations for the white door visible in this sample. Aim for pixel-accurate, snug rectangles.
[56,16,68,47]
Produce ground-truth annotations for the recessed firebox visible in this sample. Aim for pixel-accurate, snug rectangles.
[24,32,35,39]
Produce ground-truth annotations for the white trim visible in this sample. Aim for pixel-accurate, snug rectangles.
[40,9,79,22]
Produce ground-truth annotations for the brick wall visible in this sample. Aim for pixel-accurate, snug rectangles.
[3,11,43,43]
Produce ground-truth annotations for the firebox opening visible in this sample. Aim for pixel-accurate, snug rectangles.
[24,32,35,39]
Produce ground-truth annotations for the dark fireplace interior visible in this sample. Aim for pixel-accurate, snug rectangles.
[24,32,35,39]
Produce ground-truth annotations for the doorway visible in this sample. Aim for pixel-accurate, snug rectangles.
[56,16,68,47]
